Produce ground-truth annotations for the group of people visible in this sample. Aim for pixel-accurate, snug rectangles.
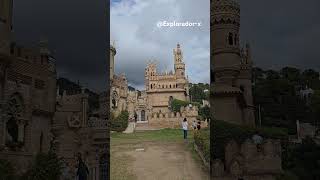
[181,118,202,140]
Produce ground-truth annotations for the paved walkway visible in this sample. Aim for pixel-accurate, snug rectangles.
[111,141,209,180]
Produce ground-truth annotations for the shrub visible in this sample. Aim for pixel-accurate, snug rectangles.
[171,99,200,112]
[0,159,16,180]
[199,105,210,120]
[171,99,189,112]
[194,128,210,162]
[22,152,63,180]
[110,111,129,132]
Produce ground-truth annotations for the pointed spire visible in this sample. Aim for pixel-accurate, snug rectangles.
[245,42,252,64]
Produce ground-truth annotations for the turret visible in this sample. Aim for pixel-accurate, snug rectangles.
[173,43,186,79]
[0,0,14,54]
[145,62,157,90]
[211,0,241,86]
[110,43,116,80]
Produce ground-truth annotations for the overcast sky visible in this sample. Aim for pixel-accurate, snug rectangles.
[111,0,210,90]
[11,0,320,91]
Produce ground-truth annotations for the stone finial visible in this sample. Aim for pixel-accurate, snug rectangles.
[63,90,67,97]
[229,160,243,176]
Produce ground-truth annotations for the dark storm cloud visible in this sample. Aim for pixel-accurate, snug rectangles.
[13,0,108,92]
[239,0,320,71]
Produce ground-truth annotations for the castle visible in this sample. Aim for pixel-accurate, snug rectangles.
[0,1,109,179]
[211,0,282,179]
[110,43,198,128]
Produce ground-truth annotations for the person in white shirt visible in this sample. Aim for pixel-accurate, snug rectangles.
[182,118,188,140]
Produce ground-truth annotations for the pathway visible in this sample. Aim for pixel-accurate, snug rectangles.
[111,132,209,180]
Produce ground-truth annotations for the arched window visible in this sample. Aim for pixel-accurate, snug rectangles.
[39,132,43,152]
[228,33,234,45]
[170,85,172,88]
[150,84,153,89]
[240,85,245,92]
[112,91,118,109]
[6,93,24,147]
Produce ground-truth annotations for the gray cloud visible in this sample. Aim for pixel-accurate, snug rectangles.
[11,0,320,92]
[111,0,210,90]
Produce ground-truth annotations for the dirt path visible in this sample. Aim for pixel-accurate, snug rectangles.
[111,141,209,180]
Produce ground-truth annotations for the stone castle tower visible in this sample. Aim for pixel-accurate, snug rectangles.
[0,0,13,54]
[174,43,186,79]
[110,43,116,79]
[211,0,255,127]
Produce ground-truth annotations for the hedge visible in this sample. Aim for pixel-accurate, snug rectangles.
[194,128,210,162]
[110,111,129,132]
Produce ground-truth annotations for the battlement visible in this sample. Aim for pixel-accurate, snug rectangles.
[212,139,282,178]
[10,41,55,65]
[148,105,198,128]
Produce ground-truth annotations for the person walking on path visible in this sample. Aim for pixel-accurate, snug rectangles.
[197,121,201,131]
[182,118,188,140]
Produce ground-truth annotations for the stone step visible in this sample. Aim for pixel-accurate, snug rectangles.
[123,122,136,134]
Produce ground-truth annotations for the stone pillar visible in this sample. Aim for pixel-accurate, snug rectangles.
[1,114,7,146]
[138,111,141,121]
[17,119,26,143]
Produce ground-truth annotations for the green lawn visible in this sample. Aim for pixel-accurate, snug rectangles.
[111,128,194,144]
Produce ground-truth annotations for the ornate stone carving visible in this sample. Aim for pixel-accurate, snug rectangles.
[68,112,81,128]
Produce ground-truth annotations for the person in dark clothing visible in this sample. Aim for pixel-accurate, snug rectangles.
[197,121,201,130]
[77,154,89,180]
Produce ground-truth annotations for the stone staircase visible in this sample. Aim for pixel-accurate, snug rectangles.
[123,122,136,134]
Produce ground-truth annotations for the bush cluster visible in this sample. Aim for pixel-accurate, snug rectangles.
[194,128,210,162]
[110,111,129,132]
[0,152,63,180]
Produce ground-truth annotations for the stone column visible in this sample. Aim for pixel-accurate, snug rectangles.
[138,111,141,121]
[17,119,26,143]
[1,114,7,147]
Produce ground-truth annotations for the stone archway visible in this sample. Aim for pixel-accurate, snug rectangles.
[5,93,25,147]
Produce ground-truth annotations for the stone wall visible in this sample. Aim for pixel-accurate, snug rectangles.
[212,139,282,180]
[148,106,199,129]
